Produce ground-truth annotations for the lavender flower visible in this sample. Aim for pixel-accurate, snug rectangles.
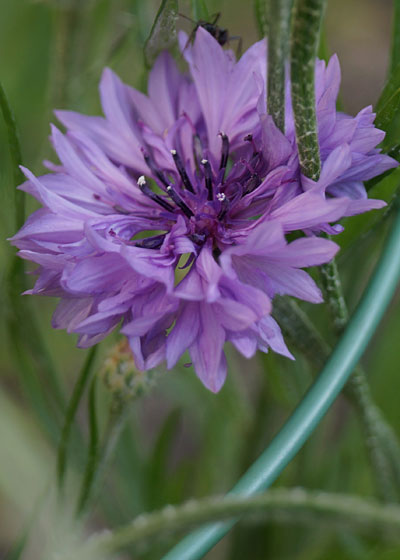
[10,28,396,392]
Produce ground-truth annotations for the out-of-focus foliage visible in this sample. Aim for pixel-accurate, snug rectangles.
[1,1,400,560]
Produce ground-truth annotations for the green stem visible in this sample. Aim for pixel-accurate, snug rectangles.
[320,257,400,501]
[254,0,270,38]
[86,489,400,554]
[57,346,98,490]
[290,0,326,180]
[274,294,400,501]
[268,0,292,131]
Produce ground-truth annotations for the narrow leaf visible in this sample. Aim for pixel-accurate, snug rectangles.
[0,82,25,229]
[375,1,400,133]
[76,374,100,515]
[144,0,178,68]
[191,0,210,21]
[146,408,182,509]
[57,346,98,490]
[375,87,400,133]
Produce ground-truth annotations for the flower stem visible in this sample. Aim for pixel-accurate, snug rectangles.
[254,0,270,39]
[320,256,400,502]
[274,294,400,502]
[84,488,400,554]
[268,0,292,131]
[290,0,326,180]
[57,346,98,491]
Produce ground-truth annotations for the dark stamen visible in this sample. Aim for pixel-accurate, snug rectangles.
[217,192,229,220]
[137,176,175,212]
[166,185,194,219]
[213,247,222,261]
[219,132,230,172]
[244,134,259,157]
[170,149,195,193]
[135,234,166,250]
[189,232,206,244]
[201,159,213,201]
[244,173,262,194]
[142,150,169,188]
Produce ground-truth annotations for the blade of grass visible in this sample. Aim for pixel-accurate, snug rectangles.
[0,81,25,229]
[76,374,100,515]
[57,346,98,490]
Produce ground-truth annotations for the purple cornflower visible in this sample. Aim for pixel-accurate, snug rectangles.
[10,28,396,392]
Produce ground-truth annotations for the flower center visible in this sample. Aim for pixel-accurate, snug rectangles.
[133,131,266,253]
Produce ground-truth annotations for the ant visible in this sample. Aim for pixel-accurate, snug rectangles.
[180,13,242,56]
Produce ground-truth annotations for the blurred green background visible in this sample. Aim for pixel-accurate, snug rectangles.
[1,1,400,559]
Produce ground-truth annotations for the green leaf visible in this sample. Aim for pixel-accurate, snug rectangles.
[144,0,179,68]
[76,375,100,515]
[0,82,25,230]
[375,87,400,134]
[191,0,210,21]
[57,346,98,490]
[290,0,327,180]
[374,2,400,148]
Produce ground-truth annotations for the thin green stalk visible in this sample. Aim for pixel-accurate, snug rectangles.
[254,0,270,38]
[320,257,400,501]
[87,489,400,554]
[290,0,326,180]
[274,294,400,501]
[76,393,128,515]
[57,346,98,490]
[268,0,292,131]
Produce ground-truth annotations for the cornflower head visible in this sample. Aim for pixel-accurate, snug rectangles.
[10,28,396,392]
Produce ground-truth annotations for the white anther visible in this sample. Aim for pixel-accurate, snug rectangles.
[170,149,177,155]
[201,159,208,165]
[137,175,146,186]
[216,193,226,202]
[166,185,173,191]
